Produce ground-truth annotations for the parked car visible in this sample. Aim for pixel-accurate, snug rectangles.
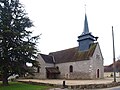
[8,74,19,81]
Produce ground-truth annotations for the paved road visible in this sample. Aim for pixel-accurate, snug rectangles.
[111,87,120,90]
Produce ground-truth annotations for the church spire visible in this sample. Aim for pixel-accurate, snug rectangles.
[77,13,98,51]
[82,14,89,35]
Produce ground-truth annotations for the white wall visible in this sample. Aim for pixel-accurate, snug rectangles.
[34,54,54,79]
[56,60,92,79]
[91,43,104,79]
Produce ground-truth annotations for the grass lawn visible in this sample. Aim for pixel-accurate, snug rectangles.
[0,82,51,90]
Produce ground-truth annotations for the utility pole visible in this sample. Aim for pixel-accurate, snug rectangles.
[112,26,116,82]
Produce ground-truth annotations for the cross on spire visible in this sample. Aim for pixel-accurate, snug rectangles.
[85,4,86,14]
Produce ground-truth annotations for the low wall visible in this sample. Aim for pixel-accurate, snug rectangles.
[67,82,120,89]
[18,80,120,89]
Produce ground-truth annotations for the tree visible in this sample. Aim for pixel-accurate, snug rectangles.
[0,0,40,85]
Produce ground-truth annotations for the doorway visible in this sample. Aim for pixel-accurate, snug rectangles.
[97,69,99,78]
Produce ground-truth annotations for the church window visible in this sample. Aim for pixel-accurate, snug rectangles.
[37,67,40,73]
[56,66,59,70]
[69,65,73,72]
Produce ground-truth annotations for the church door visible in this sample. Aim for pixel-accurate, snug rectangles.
[97,69,99,78]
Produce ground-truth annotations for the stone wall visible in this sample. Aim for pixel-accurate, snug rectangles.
[91,43,104,79]
[56,60,92,79]
[69,72,91,79]
[33,54,54,79]
[18,80,120,89]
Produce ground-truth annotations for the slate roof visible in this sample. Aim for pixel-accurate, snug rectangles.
[39,43,97,64]
[104,66,113,72]
[49,43,97,64]
[83,13,89,34]
[40,53,54,64]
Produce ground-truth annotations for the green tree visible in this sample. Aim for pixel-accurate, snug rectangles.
[0,0,40,85]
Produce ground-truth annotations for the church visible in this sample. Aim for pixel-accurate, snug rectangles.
[33,13,104,79]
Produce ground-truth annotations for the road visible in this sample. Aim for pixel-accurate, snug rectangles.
[100,86,120,90]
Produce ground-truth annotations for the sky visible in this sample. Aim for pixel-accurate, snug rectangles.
[20,0,120,65]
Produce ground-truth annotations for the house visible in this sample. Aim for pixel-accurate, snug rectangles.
[104,60,120,77]
[34,13,104,79]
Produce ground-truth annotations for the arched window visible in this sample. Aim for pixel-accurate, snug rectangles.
[56,66,59,70]
[69,65,73,72]
[37,67,40,73]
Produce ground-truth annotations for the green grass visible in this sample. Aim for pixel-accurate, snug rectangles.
[0,82,51,90]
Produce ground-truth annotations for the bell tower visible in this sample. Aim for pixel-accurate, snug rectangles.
[77,14,98,51]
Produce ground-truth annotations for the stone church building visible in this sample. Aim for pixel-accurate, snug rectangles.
[34,14,104,79]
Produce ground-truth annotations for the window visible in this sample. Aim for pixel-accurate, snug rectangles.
[37,67,40,73]
[56,66,59,70]
[69,65,73,72]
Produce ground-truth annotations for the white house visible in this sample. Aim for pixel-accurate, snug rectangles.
[33,13,104,79]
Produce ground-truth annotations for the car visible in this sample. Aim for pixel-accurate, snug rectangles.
[8,74,19,81]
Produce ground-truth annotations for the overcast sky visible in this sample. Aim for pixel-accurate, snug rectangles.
[20,0,120,65]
